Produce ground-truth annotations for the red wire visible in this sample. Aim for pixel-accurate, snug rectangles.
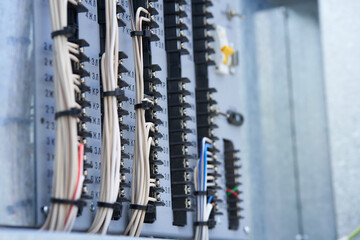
[226,189,239,198]
[64,143,84,226]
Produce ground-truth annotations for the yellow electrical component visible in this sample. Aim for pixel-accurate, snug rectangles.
[221,45,234,65]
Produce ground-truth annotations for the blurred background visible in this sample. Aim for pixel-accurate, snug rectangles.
[237,0,360,239]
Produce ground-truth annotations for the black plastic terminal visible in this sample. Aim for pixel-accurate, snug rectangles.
[163,0,194,227]
[96,0,130,219]
[66,0,92,203]
[130,204,155,213]
[191,0,221,228]
[51,26,76,39]
[224,139,242,230]
[133,0,164,224]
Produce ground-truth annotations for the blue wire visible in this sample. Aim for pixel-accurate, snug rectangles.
[203,143,212,189]
[203,143,207,190]
[197,138,205,221]
[197,139,213,222]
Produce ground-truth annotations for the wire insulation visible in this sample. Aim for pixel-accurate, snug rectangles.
[194,137,214,240]
[42,0,85,231]
[88,0,122,234]
[124,3,154,237]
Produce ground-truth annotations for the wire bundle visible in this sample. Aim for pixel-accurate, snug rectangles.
[124,3,156,237]
[194,137,215,240]
[88,0,121,234]
[42,0,85,231]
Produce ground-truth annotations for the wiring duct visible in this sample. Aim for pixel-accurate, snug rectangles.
[124,2,155,237]
[42,0,84,231]
[88,0,121,234]
[194,137,214,240]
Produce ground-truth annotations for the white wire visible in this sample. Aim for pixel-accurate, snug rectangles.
[42,0,83,231]
[194,137,213,240]
[124,4,154,237]
[88,0,121,234]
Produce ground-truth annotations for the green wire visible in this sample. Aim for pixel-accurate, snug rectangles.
[226,186,238,196]
[349,225,360,239]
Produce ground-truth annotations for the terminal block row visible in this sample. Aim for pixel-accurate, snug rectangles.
[164,0,194,227]
[224,139,243,230]
[134,0,166,223]
[97,0,130,220]
[68,0,93,204]
[191,0,222,228]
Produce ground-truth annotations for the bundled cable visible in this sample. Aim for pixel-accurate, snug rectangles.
[42,0,85,231]
[88,0,121,234]
[194,137,214,240]
[124,2,156,237]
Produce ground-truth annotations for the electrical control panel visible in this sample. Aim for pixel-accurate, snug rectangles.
[1,0,248,239]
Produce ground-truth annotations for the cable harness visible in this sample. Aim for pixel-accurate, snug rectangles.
[124,3,156,237]
[194,137,215,240]
[42,0,85,231]
[88,0,121,234]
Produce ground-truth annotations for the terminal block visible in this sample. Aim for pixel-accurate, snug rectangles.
[164,0,194,226]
